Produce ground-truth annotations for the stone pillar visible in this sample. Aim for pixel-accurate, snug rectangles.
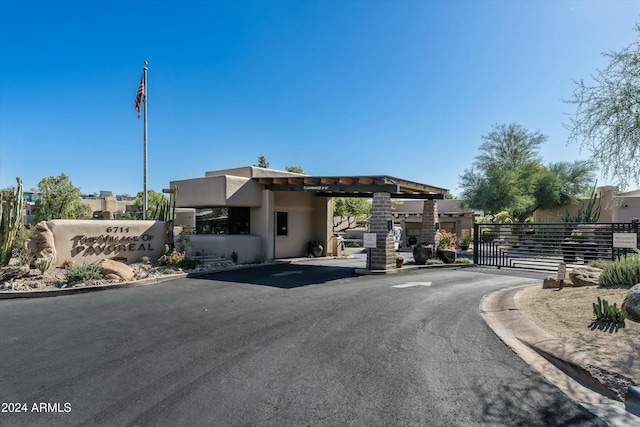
[367,192,395,271]
[419,200,439,248]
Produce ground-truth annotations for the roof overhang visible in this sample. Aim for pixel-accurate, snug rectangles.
[257,175,447,199]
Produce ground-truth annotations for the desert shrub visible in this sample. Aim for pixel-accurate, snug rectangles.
[10,227,30,258]
[65,262,103,284]
[588,259,610,270]
[175,233,192,254]
[140,256,151,264]
[454,258,473,264]
[425,259,444,265]
[599,254,640,288]
[157,248,186,266]
[61,258,75,268]
[163,269,175,275]
[592,296,627,323]
[35,255,53,274]
[16,248,33,267]
[179,257,201,270]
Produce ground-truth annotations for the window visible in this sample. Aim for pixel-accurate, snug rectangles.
[195,207,250,234]
[276,212,288,236]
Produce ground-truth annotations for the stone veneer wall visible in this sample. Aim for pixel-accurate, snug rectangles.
[367,192,395,271]
[419,200,440,248]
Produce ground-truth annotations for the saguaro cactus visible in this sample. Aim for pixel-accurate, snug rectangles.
[0,177,24,266]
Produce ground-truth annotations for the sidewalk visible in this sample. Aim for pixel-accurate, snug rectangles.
[481,285,640,426]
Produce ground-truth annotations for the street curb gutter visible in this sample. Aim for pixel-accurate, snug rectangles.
[627,386,640,416]
[0,261,277,299]
[481,286,639,418]
[0,273,188,299]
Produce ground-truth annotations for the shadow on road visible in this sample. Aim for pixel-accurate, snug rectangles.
[188,263,360,289]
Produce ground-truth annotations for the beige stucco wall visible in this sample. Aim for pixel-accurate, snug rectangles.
[271,192,331,258]
[612,194,640,222]
[82,197,134,217]
[188,234,263,263]
[45,220,165,266]
[174,208,196,228]
[534,186,617,223]
[171,176,263,208]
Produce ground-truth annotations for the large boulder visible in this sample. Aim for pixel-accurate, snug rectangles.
[543,275,563,289]
[24,221,56,265]
[622,284,640,321]
[569,266,602,287]
[99,259,135,282]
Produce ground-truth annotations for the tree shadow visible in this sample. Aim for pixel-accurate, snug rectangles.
[471,367,609,426]
[589,320,625,333]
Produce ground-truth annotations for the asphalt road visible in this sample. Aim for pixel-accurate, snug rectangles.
[0,260,608,426]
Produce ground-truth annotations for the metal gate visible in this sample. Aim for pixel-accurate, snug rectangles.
[473,222,639,271]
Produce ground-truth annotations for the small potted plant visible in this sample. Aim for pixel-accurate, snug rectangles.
[436,229,457,263]
[395,253,404,268]
[413,242,433,265]
[458,235,472,251]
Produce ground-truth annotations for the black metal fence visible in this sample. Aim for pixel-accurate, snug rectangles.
[473,222,639,271]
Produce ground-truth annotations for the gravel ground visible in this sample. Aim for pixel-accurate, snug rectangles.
[516,285,639,399]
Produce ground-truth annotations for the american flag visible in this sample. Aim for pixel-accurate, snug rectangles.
[135,72,145,118]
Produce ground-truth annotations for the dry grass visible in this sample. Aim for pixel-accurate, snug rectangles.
[516,285,640,383]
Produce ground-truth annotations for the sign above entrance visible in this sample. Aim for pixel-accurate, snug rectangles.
[266,184,399,194]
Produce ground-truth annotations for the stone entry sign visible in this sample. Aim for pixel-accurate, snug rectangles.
[27,220,165,266]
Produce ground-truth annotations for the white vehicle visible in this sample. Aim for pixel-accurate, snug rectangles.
[393,226,403,250]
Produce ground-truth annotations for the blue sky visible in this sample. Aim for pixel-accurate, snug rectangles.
[1,0,638,196]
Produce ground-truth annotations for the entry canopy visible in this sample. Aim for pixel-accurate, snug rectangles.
[258,175,448,199]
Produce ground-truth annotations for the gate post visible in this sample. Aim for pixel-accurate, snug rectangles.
[473,223,479,265]
[366,192,395,271]
[419,200,439,247]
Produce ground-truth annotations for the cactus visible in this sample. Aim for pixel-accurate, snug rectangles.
[35,255,54,275]
[593,296,628,323]
[0,177,24,266]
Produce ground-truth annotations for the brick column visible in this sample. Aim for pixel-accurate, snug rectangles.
[367,192,395,271]
[419,200,439,248]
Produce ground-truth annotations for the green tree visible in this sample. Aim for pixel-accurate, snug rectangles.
[565,24,640,190]
[34,173,91,222]
[255,156,269,168]
[122,190,167,220]
[333,197,372,232]
[285,165,304,174]
[459,123,595,222]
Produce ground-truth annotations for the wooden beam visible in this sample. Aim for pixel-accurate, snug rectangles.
[303,177,320,185]
[338,177,355,185]
[320,177,337,185]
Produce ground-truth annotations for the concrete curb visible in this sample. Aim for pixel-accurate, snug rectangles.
[0,261,278,299]
[626,386,640,416]
[481,285,640,417]
[0,273,189,299]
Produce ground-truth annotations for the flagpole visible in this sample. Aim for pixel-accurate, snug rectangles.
[143,61,148,220]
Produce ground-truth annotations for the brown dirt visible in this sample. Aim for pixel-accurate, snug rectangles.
[516,285,640,384]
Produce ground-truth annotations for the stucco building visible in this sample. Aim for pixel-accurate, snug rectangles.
[170,166,447,271]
